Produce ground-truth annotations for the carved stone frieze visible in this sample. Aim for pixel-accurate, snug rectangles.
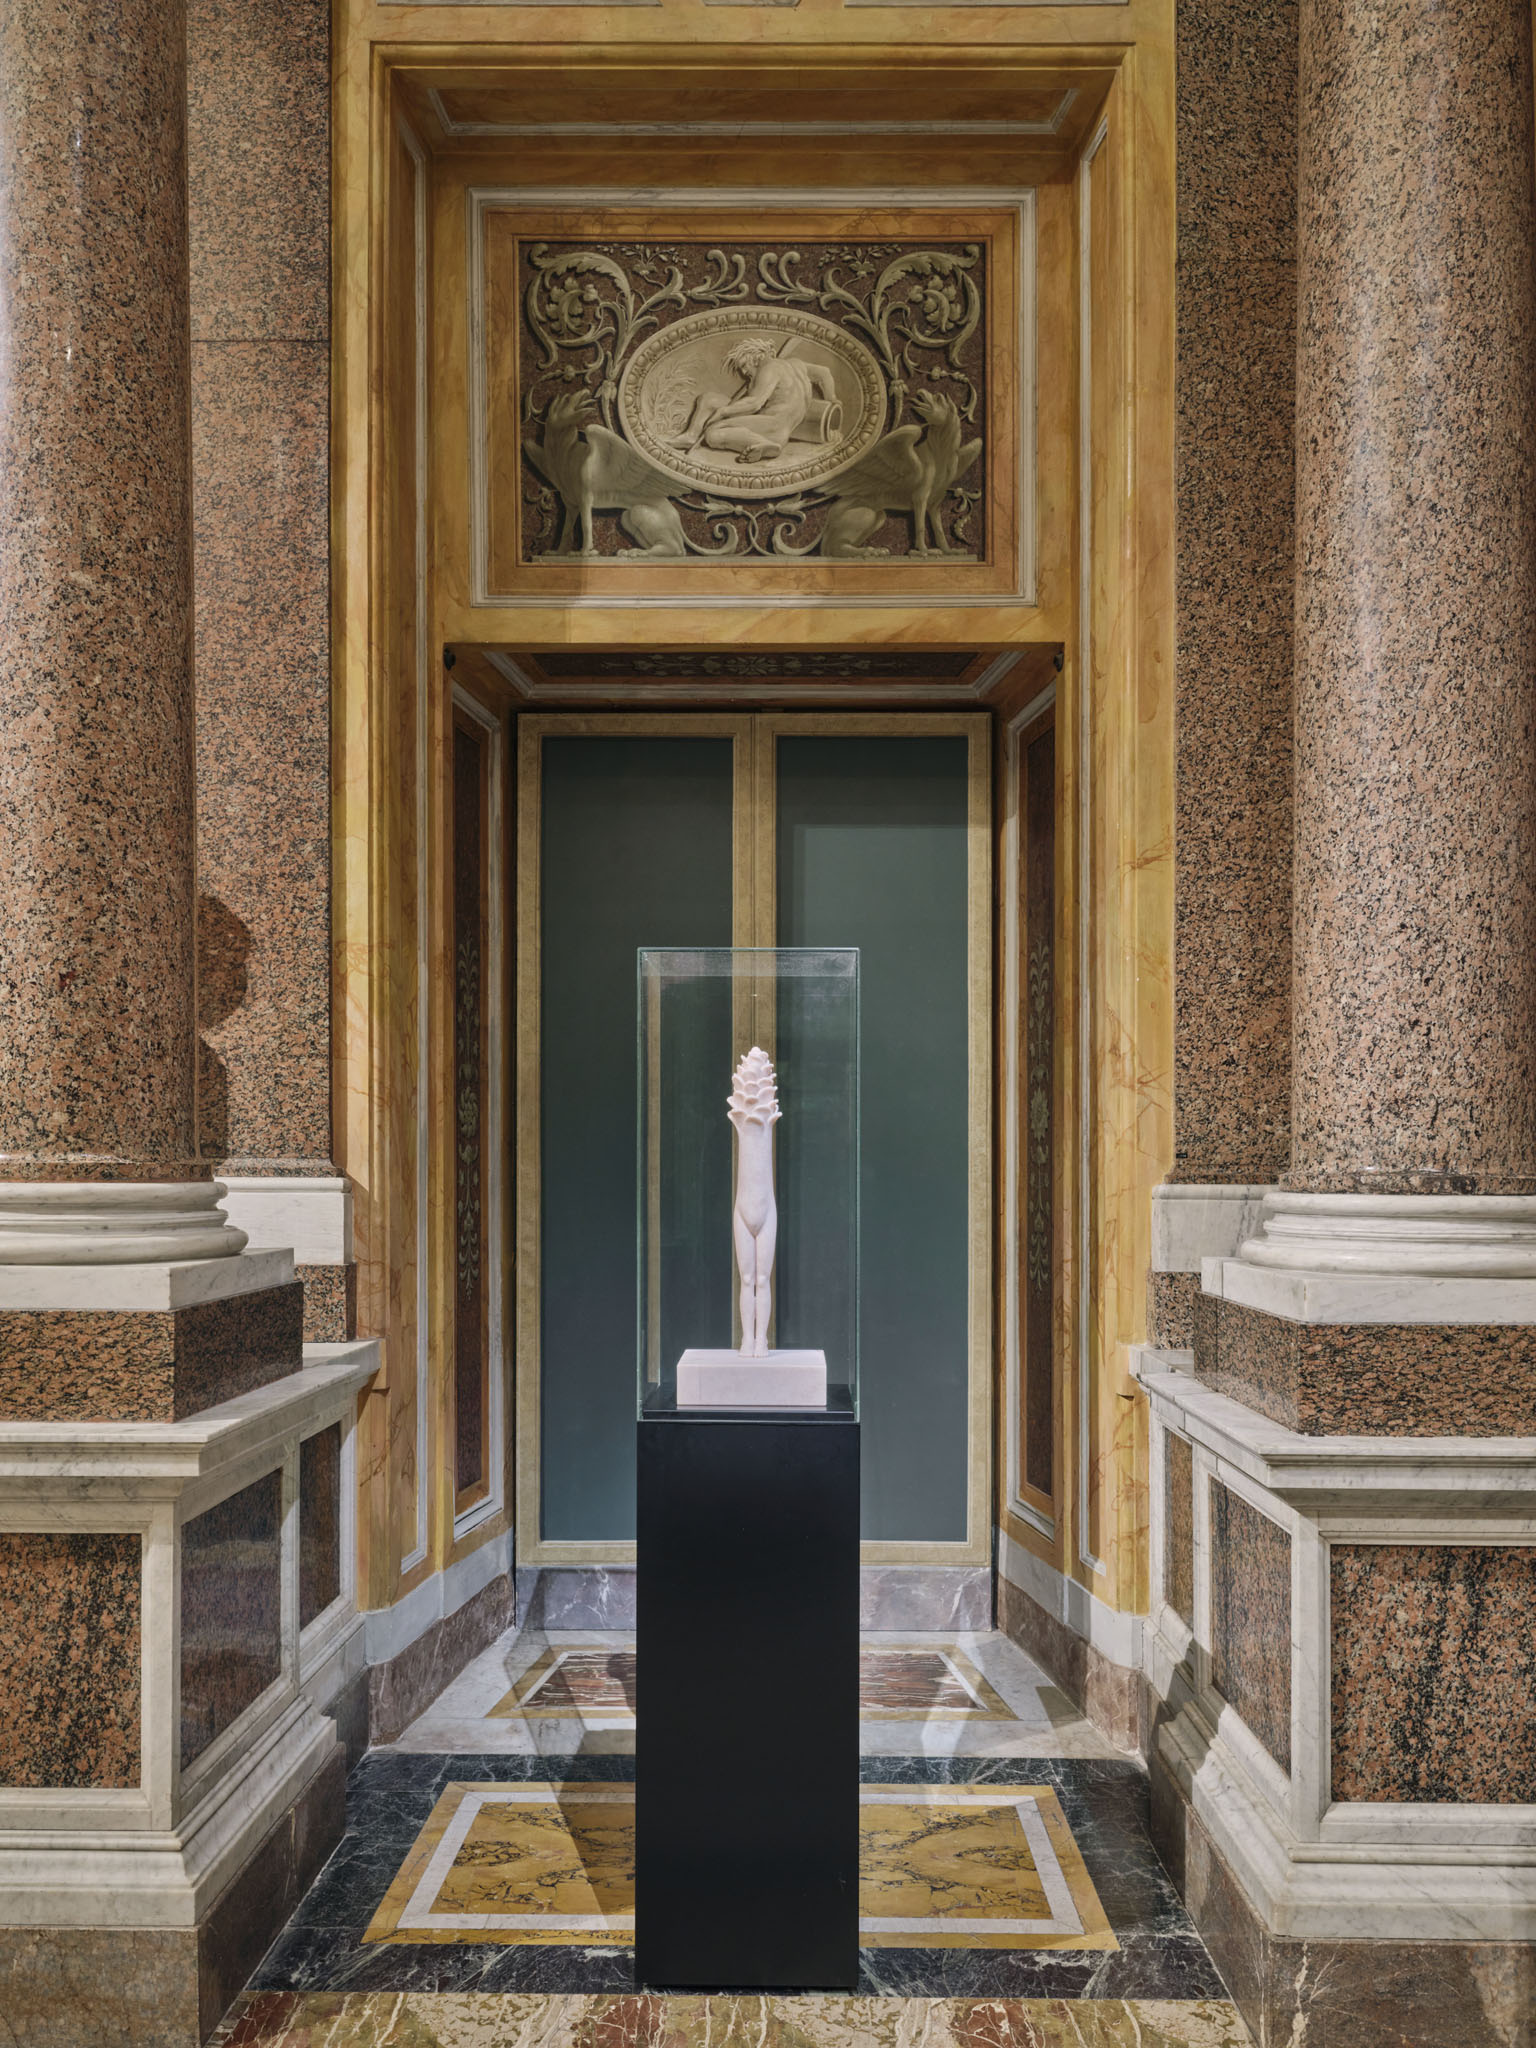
[513,236,989,564]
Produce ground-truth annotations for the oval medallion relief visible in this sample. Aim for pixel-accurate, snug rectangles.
[617,308,888,502]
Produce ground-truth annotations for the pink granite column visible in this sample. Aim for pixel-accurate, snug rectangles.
[0,0,199,1187]
[1290,0,1536,1194]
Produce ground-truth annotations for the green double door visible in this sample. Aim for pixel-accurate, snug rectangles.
[516,714,989,1563]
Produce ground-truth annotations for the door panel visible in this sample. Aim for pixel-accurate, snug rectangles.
[537,736,735,1541]
[775,736,972,1542]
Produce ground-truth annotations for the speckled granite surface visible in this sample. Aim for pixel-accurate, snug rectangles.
[1331,1544,1536,1804]
[1209,1483,1291,1776]
[0,1280,303,1421]
[1164,1433,1194,1629]
[1291,0,1536,1194]
[1172,0,1296,1187]
[296,1264,357,1344]
[1149,1271,1200,1350]
[1196,1295,1536,1435]
[189,0,333,1179]
[0,1532,140,1787]
[0,0,200,1181]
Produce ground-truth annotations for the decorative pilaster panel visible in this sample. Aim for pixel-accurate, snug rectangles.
[452,716,491,1507]
[1331,1545,1536,1804]
[1021,708,1055,1505]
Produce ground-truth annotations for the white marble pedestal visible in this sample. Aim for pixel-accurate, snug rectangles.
[676,1347,827,1408]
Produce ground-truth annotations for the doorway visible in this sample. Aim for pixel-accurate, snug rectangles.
[514,712,991,1572]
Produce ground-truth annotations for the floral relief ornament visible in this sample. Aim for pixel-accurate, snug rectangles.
[517,237,987,562]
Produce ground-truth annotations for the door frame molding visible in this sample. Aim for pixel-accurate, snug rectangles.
[514,709,992,1570]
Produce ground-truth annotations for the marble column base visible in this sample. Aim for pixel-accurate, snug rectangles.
[0,1182,247,1265]
[0,1745,345,2048]
[1194,1266,1536,1433]
[0,1252,304,1421]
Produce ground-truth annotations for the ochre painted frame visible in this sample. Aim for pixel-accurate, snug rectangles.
[334,13,1174,1632]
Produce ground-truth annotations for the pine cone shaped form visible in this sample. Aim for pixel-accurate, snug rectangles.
[727,1045,781,1124]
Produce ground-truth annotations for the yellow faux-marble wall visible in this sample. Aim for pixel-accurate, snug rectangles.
[332,0,1174,1621]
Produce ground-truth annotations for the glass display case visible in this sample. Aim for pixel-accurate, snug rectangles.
[637,946,859,1417]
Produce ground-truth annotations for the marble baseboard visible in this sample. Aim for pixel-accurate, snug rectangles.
[1193,1291,1536,1434]
[0,1747,344,2048]
[512,1564,991,1633]
[294,1263,356,1343]
[0,1279,304,1421]
[859,1564,991,1630]
[515,1565,635,1630]
[1150,1751,1536,2047]
[998,1572,1145,1757]
[369,1575,515,1745]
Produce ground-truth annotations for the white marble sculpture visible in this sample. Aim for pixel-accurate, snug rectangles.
[675,1044,827,1408]
[727,1045,781,1355]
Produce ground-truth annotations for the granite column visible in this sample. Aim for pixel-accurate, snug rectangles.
[1287,0,1536,1202]
[1150,6,1536,2038]
[0,0,238,1258]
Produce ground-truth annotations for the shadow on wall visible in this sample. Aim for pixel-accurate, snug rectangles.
[197,891,251,1159]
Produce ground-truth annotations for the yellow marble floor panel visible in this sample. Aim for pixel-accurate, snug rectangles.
[216,1992,1252,2047]
[363,1783,1112,1952]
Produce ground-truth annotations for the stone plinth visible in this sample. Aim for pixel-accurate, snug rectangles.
[0,1344,376,2046]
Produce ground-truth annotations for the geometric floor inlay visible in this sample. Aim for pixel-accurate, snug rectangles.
[488,1644,1014,1724]
[363,1780,1115,1951]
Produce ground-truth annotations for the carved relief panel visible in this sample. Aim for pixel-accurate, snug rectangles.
[473,198,1032,601]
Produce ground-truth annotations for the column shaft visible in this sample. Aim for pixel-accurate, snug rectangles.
[0,0,198,1180]
[1291,0,1536,1192]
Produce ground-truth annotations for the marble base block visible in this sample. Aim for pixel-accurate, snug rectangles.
[676,1347,827,1407]
[0,1277,305,1422]
[1193,1290,1536,1434]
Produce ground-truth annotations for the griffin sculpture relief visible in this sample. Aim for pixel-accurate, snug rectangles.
[523,391,689,558]
[819,392,982,559]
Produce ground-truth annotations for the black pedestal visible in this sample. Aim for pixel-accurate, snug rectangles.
[635,1397,860,1990]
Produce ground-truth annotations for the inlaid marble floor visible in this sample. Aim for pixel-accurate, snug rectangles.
[214,1632,1249,2046]
[384,1626,1121,1758]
